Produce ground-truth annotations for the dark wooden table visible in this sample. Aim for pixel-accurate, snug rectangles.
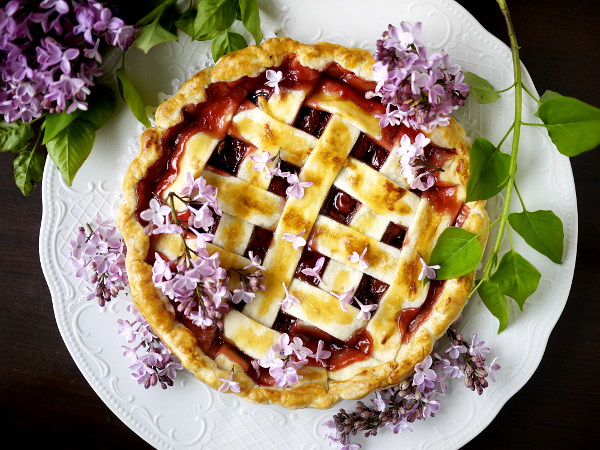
[1,1,598,448]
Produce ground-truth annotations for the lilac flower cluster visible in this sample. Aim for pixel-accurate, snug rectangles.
[250,150,313,199]
[69,213,128,306]
[396,132,444,191]
[442,328,501,394]
[118,303,183,389]
[0,0,135,123]
[324,329,500,449]
[256,333,331,388]
[143,173,265,331]
[371,22,469,131]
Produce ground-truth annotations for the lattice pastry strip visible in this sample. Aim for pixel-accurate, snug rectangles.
[211,213,254,257]
[259,89,307,125]
[286,279,367,341]
[243,116,361,327]
[230,105,317,167]
[367,198,454,361]
[304,82,382,141]
[201,171,283,229]
[318,257,364,295]
[310,215,403,285]
[333,157,421,228]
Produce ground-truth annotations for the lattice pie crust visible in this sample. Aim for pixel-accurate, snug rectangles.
[118,38,488,409]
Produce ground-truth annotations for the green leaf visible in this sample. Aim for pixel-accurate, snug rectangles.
[116,65,151,128]
[239,0,262,44]
[0,121,34,153]
[211,30,248,62]
[134,12,178,54]
[174,9,196,36]
[79,86,116,130]
[490,251,541,310]
[13,146,46,196]
[195,0,237,37]
[46,119,96,186]
[477,280,510,333]
[175,10,219,40]
[44,110,82,144]
[536,96,600,156]
[466,138,511,202]
[134,0,175,27]
[540,90,562,103]
[464,72,501,104]
[508,209,564,264]
[429,227,483,280]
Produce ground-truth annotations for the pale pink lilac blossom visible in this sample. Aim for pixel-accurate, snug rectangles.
[396,133,439,192]
[355,299,378,320]
[280,282,301,310]
[265,69,283,94]
[282,229,307,249]
[333,287,355,313]
[418,254,440,280]
[312,340,331,365]
[258,333,310,388]
[285,173,313,199]
[218,369,241,393]
[300,256,325,284]
[348,246,369,270]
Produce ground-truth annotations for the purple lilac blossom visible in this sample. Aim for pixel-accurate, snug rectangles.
[69,213,128,306]
[119,304,183,389]
[258,333,313,388]
[143,174,265,332]
[371,22,469,131]
[324,328,500,448]
[0,0,135,122]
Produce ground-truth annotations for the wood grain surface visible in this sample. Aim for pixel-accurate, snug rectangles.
[1,1,598,448]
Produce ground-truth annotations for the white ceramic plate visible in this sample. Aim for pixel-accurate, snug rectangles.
[40,0,577,448]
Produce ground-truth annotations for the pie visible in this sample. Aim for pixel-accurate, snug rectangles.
[117,37,488,409]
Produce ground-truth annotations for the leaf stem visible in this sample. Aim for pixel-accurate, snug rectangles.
[483,0,523,283]
[522,83,540,103]
[521,122,546,127]
[513,181,527,211]
[497,122,515,148]
[498,82,516,93]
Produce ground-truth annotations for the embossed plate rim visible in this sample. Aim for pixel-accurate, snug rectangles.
[40,0,577,449]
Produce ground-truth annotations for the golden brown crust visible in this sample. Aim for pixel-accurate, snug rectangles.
[117,37,488,409]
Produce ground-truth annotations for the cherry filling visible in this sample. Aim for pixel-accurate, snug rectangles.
[353,274,389,307]
[267,160,300,197]
[381,222,407,250]
[422,184,463,223]
[397,280,444,344]
[295,246,329,286]
[293,107,331,137]
[248,87,272,105]
[350,133,389,170]
[207,135,248,176]
[272,311,372,371]
[244,226,274,262]
[320,186,361,225]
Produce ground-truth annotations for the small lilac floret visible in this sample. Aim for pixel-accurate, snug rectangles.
[413,355,437,392]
